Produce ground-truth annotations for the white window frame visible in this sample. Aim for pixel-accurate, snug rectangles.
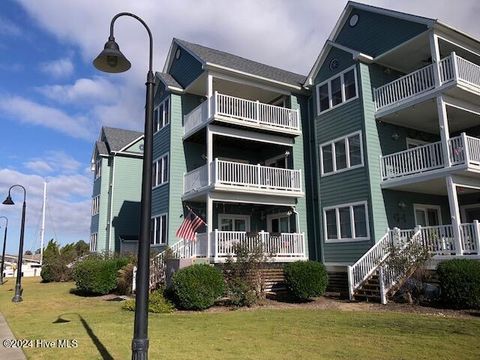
[94,158,102,180]
[316,65,358,115]
[151,213,168,245]
[90,233,97,252]
[266,212,291,233]
[319,130,364,177]
[218,214,251,232]
[91,195,100,216]
[154,97,170,133]
[413,204,442,226]
[406,138,429,149]
[323,201,370,243]
[152,152,169,189]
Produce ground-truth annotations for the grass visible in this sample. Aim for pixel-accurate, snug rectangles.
[1,277,479,359]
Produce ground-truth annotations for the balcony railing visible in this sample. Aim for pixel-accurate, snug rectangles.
[184,159,303,195]
[183,92,300,136]
[374,53,480,111]
[380,134,480,181]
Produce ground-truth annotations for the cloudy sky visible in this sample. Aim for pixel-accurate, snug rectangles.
[0,0,478,254]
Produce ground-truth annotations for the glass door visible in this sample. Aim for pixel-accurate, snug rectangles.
[414,205,442,226]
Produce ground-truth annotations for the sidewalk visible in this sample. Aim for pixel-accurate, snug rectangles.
[0,313,26,360]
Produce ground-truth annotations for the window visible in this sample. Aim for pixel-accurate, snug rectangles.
[153,97,170,133]
[151,214,167,245]
[218,214,250,232]
[316,66,358,114]
[320,131,363,176]
[91,195,100,216]
[323,201,369,242]
[267,213,291,233]
[414,204,442,227]
[152,153,169,188]
[94,158,102,179]
[90,233,97,252]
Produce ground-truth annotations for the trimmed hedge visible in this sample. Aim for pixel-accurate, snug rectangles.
[73,256,130,295]
[122,290,174,313]
[171,264,224,310]
[284,261,328,300]
[437,259,480,309]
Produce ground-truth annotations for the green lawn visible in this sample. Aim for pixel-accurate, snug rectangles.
[1,277,479,359]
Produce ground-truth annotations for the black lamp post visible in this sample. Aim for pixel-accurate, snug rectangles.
[93,12,154,360]
[0,216,8,285]
[2,185,26,303]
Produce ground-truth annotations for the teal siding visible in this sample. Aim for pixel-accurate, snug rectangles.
[152,124,171,216]
[378,122,440,156]
[314,47,355,84]
[96,157,111,252]
[170,45,203,88]
[336,9,428,57]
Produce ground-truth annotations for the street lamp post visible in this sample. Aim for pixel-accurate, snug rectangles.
[2,185,27,302]
[0,216,8,284]
[93,12,154,360]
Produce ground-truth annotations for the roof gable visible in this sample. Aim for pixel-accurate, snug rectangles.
[101,127,143,153]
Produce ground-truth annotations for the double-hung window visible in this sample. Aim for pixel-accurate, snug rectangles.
[94,158,102,179]
[316,66,357,114]
[324,201,369,242]
[90,233,98,252]
[152,153,169,188]
[153,97,170,133]
[91,195,100,216]
[320,131,363,176]
[150,214,167,245]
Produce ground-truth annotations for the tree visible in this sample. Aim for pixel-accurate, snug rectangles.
[24,250,33,256]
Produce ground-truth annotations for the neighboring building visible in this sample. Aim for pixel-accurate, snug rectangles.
[150,38,309,262]
[304,1,480,300]
[90,127,144,254]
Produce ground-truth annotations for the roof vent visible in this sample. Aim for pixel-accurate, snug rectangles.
[349,14,359,27]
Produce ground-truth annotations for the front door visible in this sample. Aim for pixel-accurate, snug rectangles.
[267,213,290,233]
[414,204,442,226]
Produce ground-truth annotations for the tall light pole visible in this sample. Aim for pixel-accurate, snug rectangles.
[93,12,154,360]
[2,185,27,303]
[0,216,8,284]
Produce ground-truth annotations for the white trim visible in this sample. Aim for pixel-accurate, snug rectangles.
[90,233,98,252]
[460,204,480,223]
[413,204,443,226]
[208,124,294,146]
[406,138,429,148]
[319,130,364,177]
[218,214,251,232]
[91,195,100,216]
[316,66,358,116]
[153,97,171,134]
[151,213,168,245]
[116,135,144,154]
[152,152,170,189]
[266,212,291,233]
[323,200,370,243]
[210,71,291,96]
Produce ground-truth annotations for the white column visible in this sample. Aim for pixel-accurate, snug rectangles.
[436,96,452,167]
[207,73,213,118]
[207,126,213,185]
[429,31,441,87]
[207,194,213,260]
[446,175,463,255]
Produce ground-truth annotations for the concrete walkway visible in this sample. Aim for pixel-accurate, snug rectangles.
[0,313,26,360]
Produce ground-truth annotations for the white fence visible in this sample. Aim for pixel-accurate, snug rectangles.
[184,101,208,135]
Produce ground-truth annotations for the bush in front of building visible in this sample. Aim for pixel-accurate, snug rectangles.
[72,255,131,295]
[283,261,328,301]
[171,264,224,310]
[437,259,480,309]
[122,288,175,313]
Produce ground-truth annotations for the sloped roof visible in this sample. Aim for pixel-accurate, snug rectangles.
[102,127,143,153]
[173,38,306,88]
[155,72,183,91]
[95,140,109,156]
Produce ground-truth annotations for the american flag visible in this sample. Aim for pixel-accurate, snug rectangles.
[175,210,204,241]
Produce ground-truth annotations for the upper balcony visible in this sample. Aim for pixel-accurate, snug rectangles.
[184,92,301,138]
[374,53,480,118]
[183,158,303,199]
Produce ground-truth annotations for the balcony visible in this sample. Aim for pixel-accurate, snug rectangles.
[184,159,303,197]
[380,133,480,183]
[184,92,301,137]
[374,53,480,115]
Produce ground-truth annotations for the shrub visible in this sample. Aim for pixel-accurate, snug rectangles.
[73,256,130,295]
[122,290,174,313]
[117,263,135,296]
[40,260,71,283]
[437,259,480,309]
[171,264,224,310]
[283,261,328,301]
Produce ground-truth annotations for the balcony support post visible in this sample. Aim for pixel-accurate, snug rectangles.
[436,96,452,167]
[446,175,463,255]
[207,193,213,260]
[207,73,213,118]
[429,31,441,87]
[207,126,213,185]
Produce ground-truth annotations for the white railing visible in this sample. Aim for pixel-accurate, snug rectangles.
[460,222,480,254]
[214,92,300,131]
[466,135,480,165]
[380,141,444,180]
[184,101,208,135]
[448,135,466,165]
[214,230,306,260]
[214,159,302,192]
[184,164,209,194]
[419,225,456,255]
[374,53,480,111]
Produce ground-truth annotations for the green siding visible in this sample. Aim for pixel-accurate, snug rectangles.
[152,120,171,217]
[96,157,111,253]
[378,122,440,156]
[314,47,355,84]
[336,9,428,57]
[170,45,203,88]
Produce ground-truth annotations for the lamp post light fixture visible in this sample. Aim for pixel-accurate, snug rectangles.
[93,12,154,360]
[0,216,8,285]
[2,185,27,302]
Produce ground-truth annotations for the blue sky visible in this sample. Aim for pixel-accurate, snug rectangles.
[0,0,478,254]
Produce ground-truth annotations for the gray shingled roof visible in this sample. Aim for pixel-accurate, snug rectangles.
[156,72,183,89]
[102,127,143,153]
[175,38,306,88]
[95,140,109,156]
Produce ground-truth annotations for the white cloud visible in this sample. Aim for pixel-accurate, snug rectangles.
[24,160,54,174]
[23,150,83,175]
[0,95,95,140]
[39,58,74,78]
